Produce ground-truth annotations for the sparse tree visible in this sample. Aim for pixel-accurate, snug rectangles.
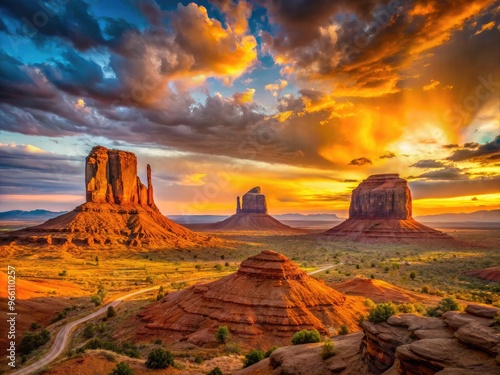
[216,326,230,344]
[107,306,116,318]
[108,361,133,375]
[145,348,174,369]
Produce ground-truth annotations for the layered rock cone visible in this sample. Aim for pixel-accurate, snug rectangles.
[209,187,296,232]
[325,174,451,242]
[133,250,367,347]
[0,146,218,248]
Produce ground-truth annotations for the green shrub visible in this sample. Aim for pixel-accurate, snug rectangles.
[145,348,174,369]
[291,329,322,345]
[107,306,116,318]
[207,367,223,375]
[30,322,41,331]
[83,323,96,338]
[216,326,230,344]
[367,303,396,323]
[108,361,133,375]
[426,297,461,317]
[91,295,102,306]
[20,329,50,355]
[59,270,67,277]
[321,340,334,360]
[409,271,417,280]
[243,349,265,368]
[338,325,349,335]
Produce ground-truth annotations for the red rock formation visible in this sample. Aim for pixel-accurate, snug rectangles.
[361,305,500,375]
[325,174,451,242]
[85,146,157,210]
[133,250,367,348]
[240,186,268,214]
[208,187,297,232]
[464,267,500,282]
[1,146,220,248]
[349,174,411,219]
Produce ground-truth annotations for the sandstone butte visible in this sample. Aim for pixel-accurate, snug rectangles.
[0,146,219,248]
[236,303,500,375]
[324,174,452,242]
[210,187,298,232]
[130,250,367,348]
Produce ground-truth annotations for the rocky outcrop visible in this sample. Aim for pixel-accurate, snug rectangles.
[208,187,296,232]
[236,332,368,375]
[133,250,367,348]
[85,146,157,210]
[361,304,500,375]
[349,174,411,219]
[325,174,451,242]
[1,146,220,248]
[238,186,268,214]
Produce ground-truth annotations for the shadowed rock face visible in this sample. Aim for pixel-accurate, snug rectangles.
[85,145,157,210]
[237,186,268,214]
[325,174,451,242]
[349,174,411,220]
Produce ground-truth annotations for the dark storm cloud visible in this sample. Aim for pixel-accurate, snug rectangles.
[0,0,106,51]
[411,159,445,168]
[262,0,498,99]
[443,144,459,149]
[349,157,372,166]
[446,136,500,163]
[418,167,466,180]
[0,146,81,195]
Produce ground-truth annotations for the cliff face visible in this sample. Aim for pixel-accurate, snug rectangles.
[85,146,157,211]
[324,174,451,242]
[237,186,268,214]
[349,174,411,220]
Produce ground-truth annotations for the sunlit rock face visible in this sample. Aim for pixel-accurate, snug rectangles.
[85,145,157,210]
[237,186,268,214]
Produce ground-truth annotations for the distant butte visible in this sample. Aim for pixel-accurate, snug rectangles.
[324,174,452,242]
[209,186,298,232]
[0,146,220,248]
[131,250,367,348]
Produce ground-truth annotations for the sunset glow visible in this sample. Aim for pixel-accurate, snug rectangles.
[0,0,498,215]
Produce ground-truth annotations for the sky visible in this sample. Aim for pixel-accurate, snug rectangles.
[0,0,499,216]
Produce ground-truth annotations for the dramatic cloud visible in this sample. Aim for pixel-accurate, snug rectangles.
[349,157,373,166]
[418,167,466,180]
[411,160,446,168]
[446,136,500,163]
[379,151,396,159]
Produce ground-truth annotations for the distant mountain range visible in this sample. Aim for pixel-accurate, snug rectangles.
[0,209,67,221]
[168,213,341,224]
[1,209,498,225]
[416,209,500,223]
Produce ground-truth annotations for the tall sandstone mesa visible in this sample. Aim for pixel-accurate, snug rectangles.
[325,174,451,242]
[0,146,219,248]
[210,186,295,232]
